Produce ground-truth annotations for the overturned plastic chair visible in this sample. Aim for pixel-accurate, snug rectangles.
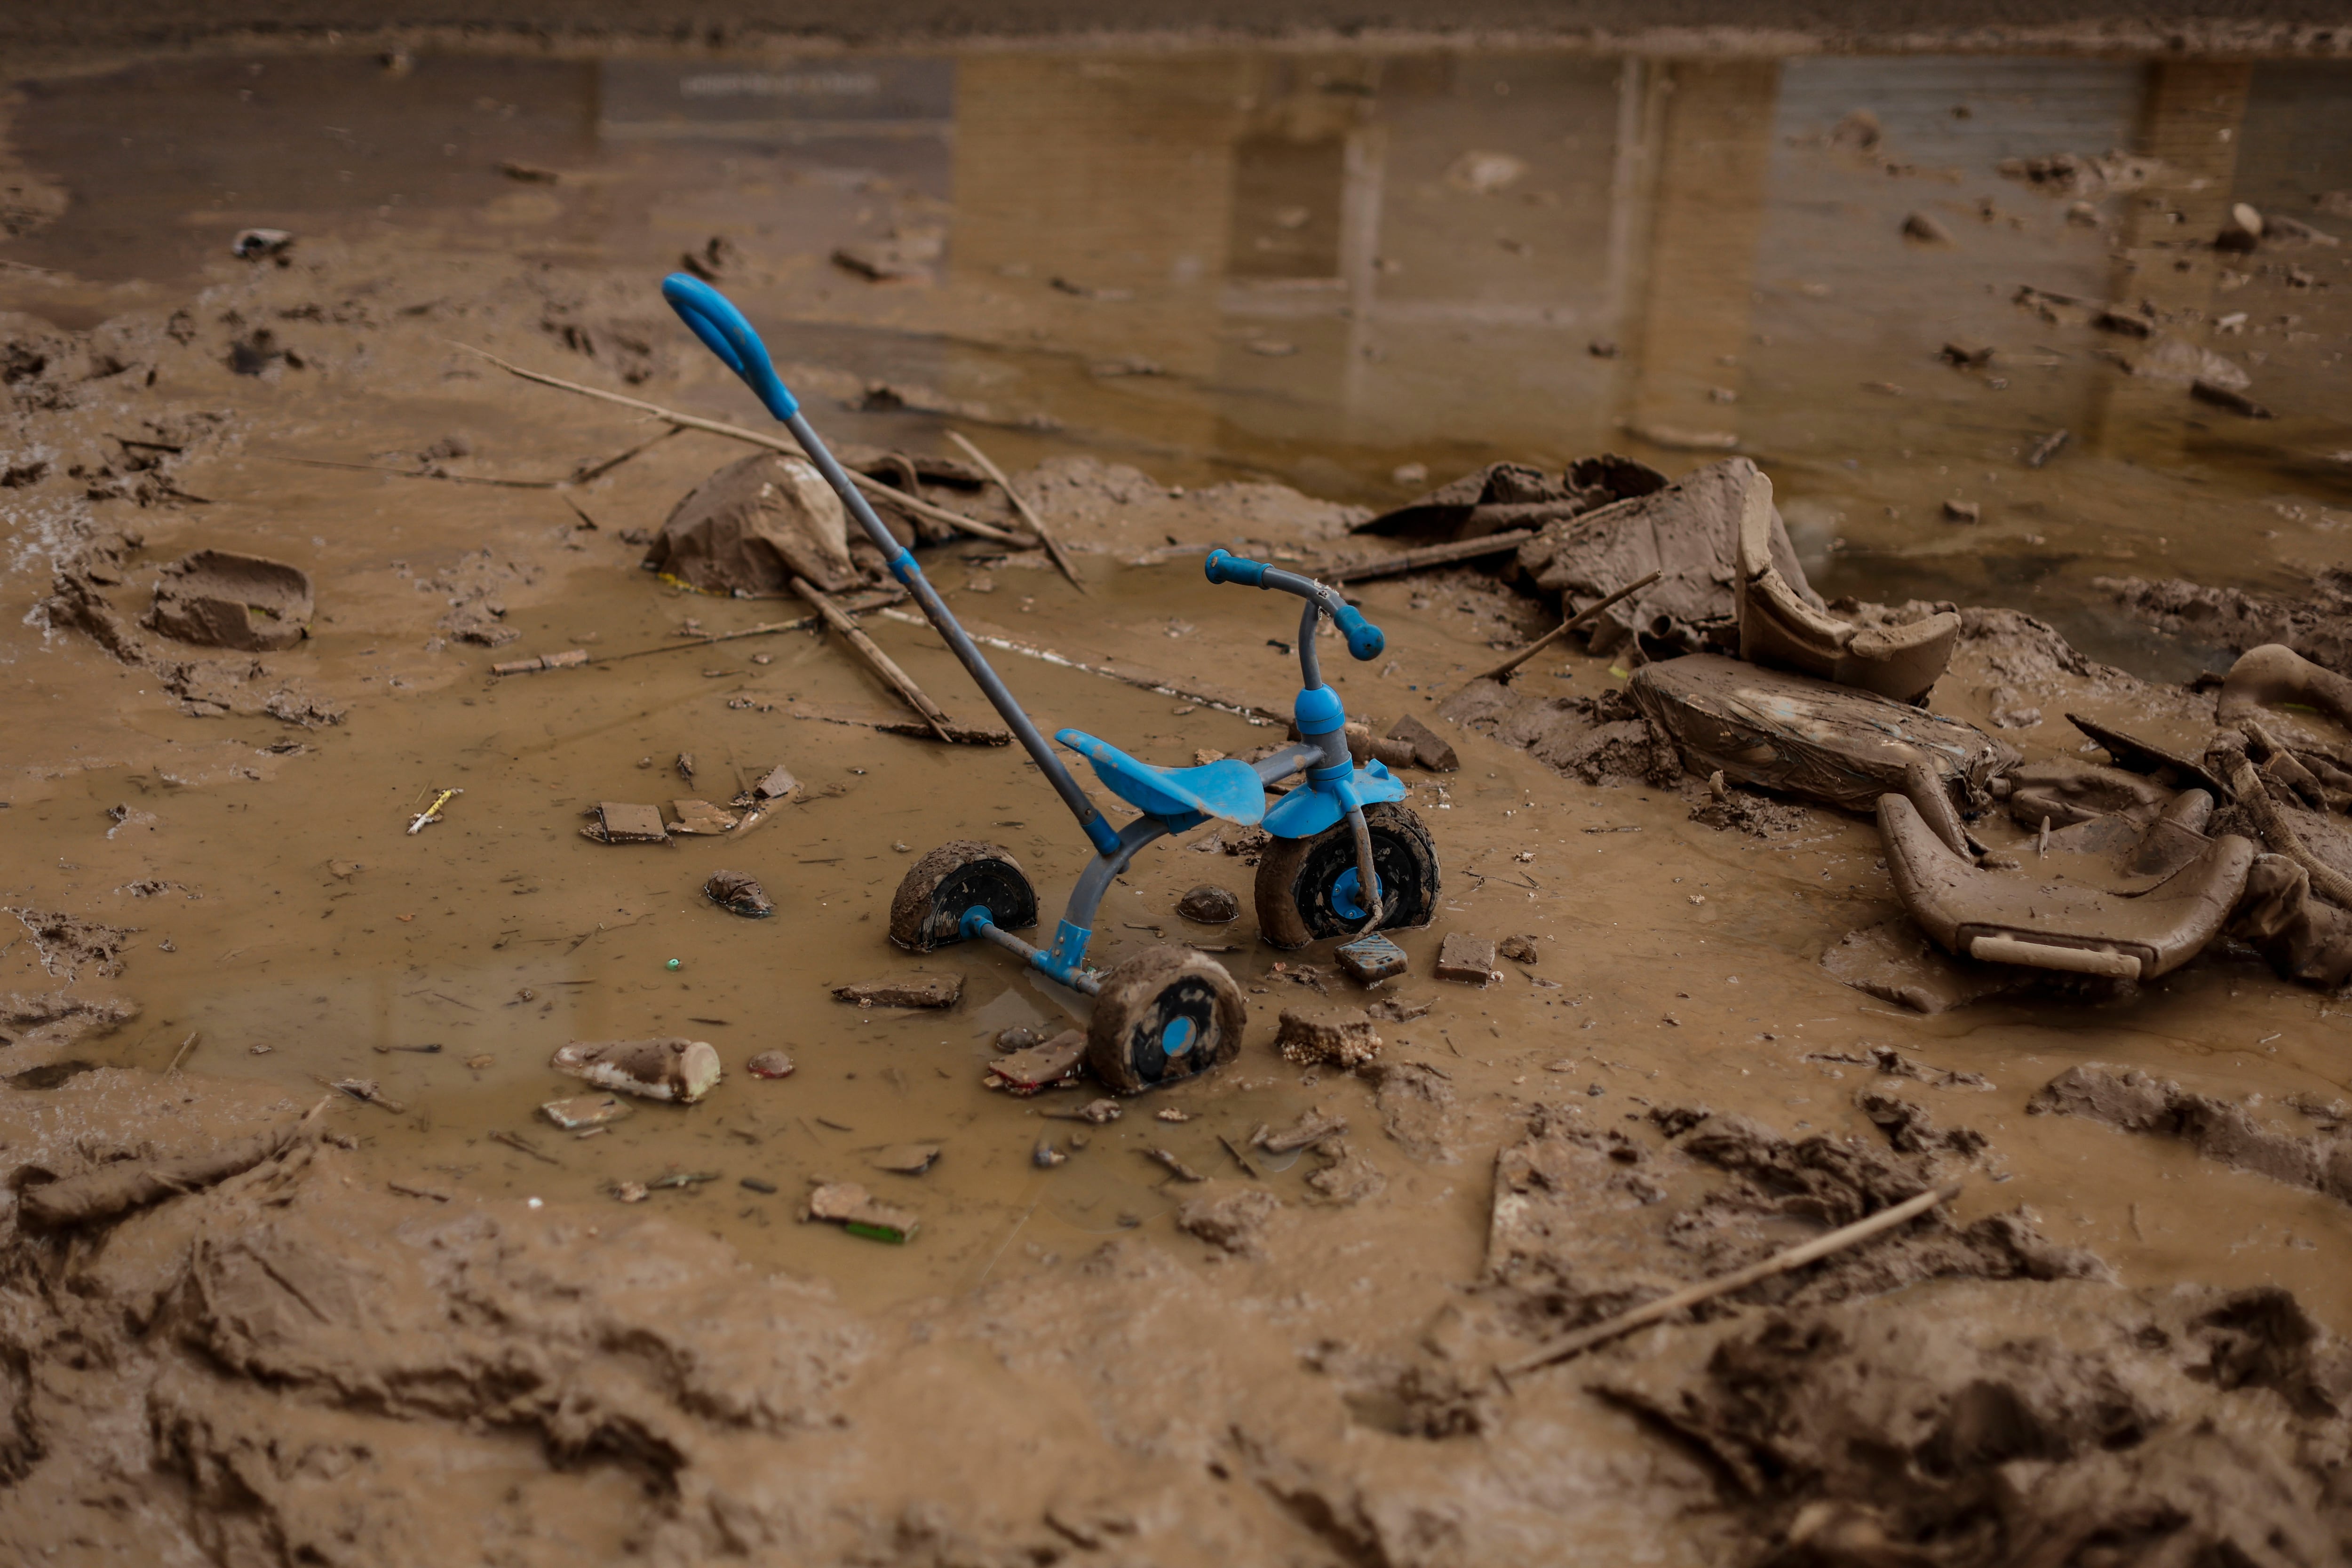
[1734,472,1959,704]
[1878,791,2255,982]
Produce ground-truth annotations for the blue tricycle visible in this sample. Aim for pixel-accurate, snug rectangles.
[662,274,1440,1093]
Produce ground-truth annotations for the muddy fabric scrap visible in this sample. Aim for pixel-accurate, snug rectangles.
[1352,453,1667,540]
[1516,457,1820,659]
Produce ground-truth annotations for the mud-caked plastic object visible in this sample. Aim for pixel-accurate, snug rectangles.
[1877,793,2256,982]
[1733,471,1958,704]
[1630,653,2015,814]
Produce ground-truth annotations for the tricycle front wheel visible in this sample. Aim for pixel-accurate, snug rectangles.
[1254,801,1439,950]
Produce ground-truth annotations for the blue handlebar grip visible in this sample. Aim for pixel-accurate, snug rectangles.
[1203,548,1269,587]
[1332,602,1385,661]
[660,273,799,422]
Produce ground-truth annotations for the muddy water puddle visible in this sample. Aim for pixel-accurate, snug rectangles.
[8,42,2351,664]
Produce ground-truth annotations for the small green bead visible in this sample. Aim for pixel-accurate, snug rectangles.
[666,958,682,971]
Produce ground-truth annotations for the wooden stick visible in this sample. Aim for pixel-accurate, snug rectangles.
[571,423,684,484]
[167,1030,200,1074]
[945,428,1087,595]
[1471,568,1664,684]
[1497,1182,1959,1384]
[1325,528,1541,584]
[790,576,957,743]
[458,345,1026,545]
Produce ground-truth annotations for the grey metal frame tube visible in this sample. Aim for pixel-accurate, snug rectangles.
[784,410,1116,850]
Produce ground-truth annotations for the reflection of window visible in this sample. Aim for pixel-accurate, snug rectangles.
[1227,135,1345,280]
[678,72,882,100]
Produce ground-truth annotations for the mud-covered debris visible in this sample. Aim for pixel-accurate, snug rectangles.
[679,234,741,280]
[1275,1006,1383,1067]
[1942,498,1980,523]
[1434,933,1497,985]
[2030,1063,2352,1206]
[988,1028,1085,1092]
[1075,1098,1122,1125]
[491,649,588,675]
[1307,1139,1388,1205]
[1155,1107,1191,1122]
[740,1176,777,1194]
[1594,1280,2347,1565]
[1853,1086,1988,1160]
[806,1181,918,1242]
[869,1143,941,1175]
[704,868,774,918]
[548,1037,723,1104]
[832,974,962,1009]
[1032,1138,1067,1168]
[748,763,801,801]
[1255,1106,1347,1154]
[1359,1060,1461,1163]
[1356,453,1665,540]
[498,159,558,183]
[1334,931,1407,985]
[644,451,862,597]
[1144,1147,1206,1183]
[612,1179,649,1202]
[1387,712,1459,772]
[667,798,738,836]
[746,1049,795,1079]
[2192,379,2274,418]
[1365,996,1432,1024]
[7,907,135,981]
[675,752,696,781]
[540,1094,632,1131]
[14,1104,318,1226]
[583,801,667,844]
[1175,1186,1278,1255]
[1805,1043,1991,1089]
[1176,884,1239,923]
[1901,210,1954,244]
[332,1077,405,1113]
[230,227,293,260]
[1513,457,1812,659]
[145,550,313,652]
[646,1169,721,1191]
[1633,653,2017,812]
[1497,934,1540,964]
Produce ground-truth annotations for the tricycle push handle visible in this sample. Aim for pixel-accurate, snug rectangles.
[1203,548,1383,661]
[660,273,801,422]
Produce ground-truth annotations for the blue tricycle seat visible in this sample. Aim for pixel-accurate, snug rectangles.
[1055,729,1266,826]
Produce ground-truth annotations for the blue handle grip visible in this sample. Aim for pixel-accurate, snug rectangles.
[1332,603,1384,661]
[1203,547,1266,587]
[1204,549,1384,661]
[660,273,799,422]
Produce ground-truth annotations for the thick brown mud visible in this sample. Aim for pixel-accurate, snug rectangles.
[2,28,2350,1568]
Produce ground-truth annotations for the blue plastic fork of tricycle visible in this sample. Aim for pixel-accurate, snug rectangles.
[1262,757,1406,839]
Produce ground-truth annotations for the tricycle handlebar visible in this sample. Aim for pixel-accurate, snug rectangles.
[1203,548,1384,661]
[661,273,801,422]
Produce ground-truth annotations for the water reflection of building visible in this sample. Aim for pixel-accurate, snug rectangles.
[593,48,2348,497]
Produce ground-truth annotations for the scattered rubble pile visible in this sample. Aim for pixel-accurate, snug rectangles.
[1402,446,2352,1012]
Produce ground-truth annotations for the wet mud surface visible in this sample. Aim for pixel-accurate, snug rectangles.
[3,27,2351,1568]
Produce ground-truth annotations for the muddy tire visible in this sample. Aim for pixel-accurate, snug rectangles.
[1254,802,1439,950]
[888,840,1038,952]
[1086,947,1246,1095]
